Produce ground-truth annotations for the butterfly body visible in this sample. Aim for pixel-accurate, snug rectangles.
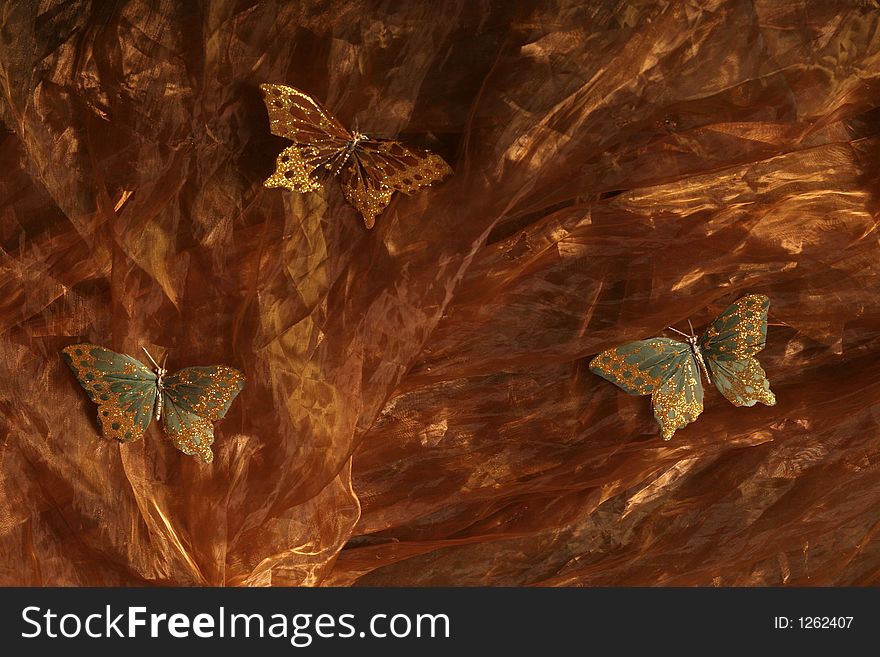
[62,344,245,463]
[153,368,165,421]
[589,295,776,440]
[668,329,712,384]
[260,83,452,228]
[333,131,368,174]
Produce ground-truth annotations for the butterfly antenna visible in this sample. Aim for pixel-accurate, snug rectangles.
[161,351,169,369]
[141,346,161,370]
[352,118,367,142]
[687,319,696,338]
[666,326,690,338]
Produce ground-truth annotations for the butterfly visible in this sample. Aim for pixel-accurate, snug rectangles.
[62,344,245,463]
[260,83,452,229]
[589,294,776,440]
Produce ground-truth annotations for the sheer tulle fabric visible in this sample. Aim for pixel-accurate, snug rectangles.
[1,1,879,585]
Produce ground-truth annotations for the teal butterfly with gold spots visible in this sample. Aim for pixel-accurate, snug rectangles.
[589,295,776,440]
[62,344,245,463]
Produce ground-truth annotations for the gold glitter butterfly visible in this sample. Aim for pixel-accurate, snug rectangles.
[260,83,452,228]
[63,344,245,463]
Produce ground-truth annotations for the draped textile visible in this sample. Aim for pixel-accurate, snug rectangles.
[1,0,879,585]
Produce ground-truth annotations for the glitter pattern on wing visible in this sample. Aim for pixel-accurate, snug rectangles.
[700,294,776,408]
[651,353,704,440]
[62,343,158,443]
[589,338,691,395]
[161,366,245,463]
[699,294,770,360]
[341,139,452,227]
[260,84,351,194]
[590,337,704,439]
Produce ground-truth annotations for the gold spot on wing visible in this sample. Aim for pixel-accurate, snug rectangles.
[651,358,703,440]
[167,417,215,464]
[62,343,152,443]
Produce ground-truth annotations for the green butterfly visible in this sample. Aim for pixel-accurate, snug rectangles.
[589,294,776,440]
[62,343,245,463]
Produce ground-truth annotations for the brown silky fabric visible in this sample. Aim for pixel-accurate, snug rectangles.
[1,0,879,586]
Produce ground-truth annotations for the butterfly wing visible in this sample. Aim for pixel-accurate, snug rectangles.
[651,354,704,440]
[340,138,452,228]
[699,294,776,408]
[62,343,157,443]
[260,83,351,194]
[161,366,245,463]
[590,338,704,440]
